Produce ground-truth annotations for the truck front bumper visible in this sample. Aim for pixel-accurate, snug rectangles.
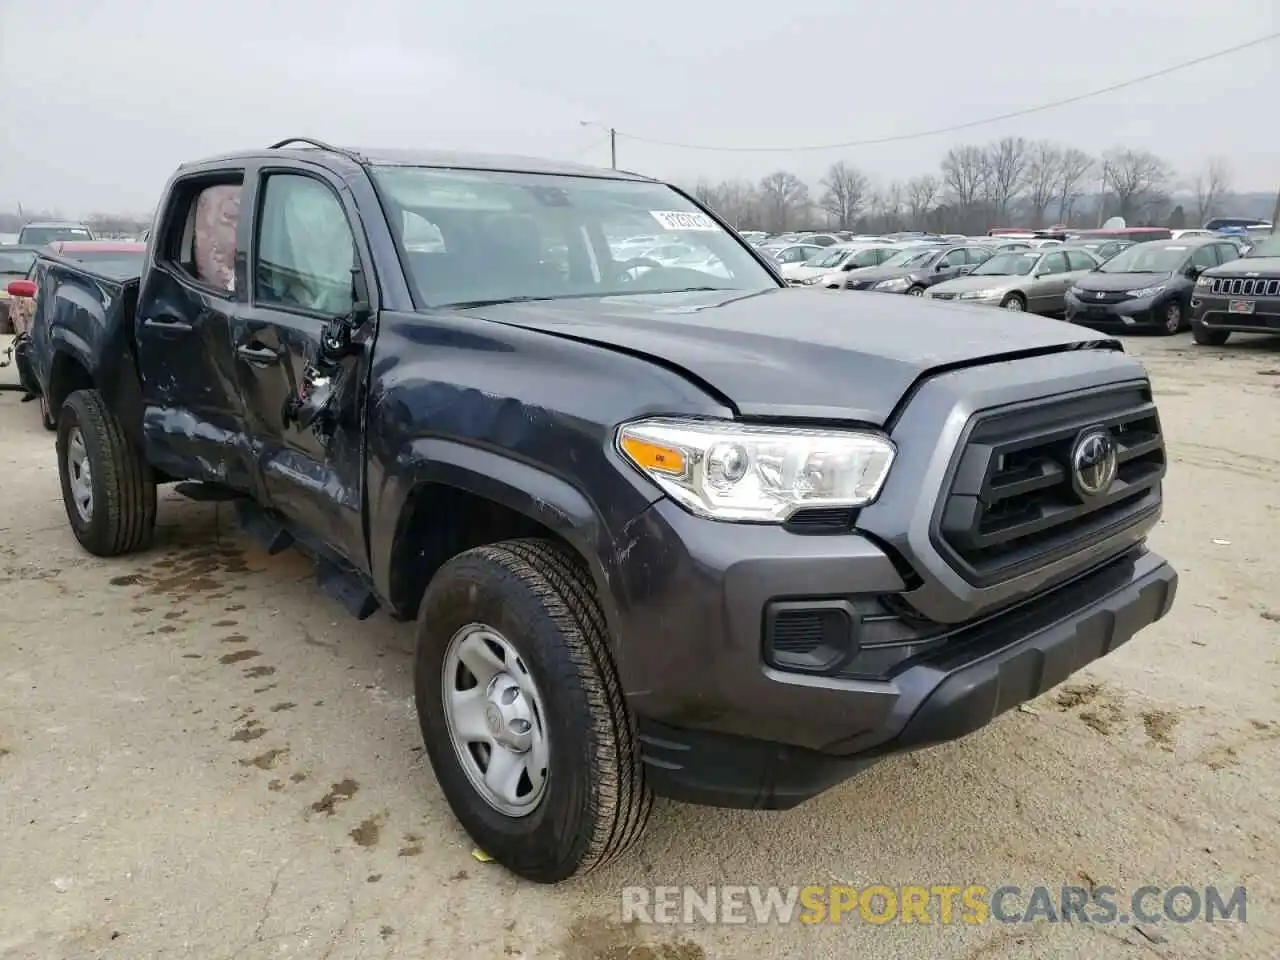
[615,500,1176,810]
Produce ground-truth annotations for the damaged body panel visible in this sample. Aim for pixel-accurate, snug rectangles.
[37,140,1177,884]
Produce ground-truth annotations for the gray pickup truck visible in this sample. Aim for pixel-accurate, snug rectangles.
[25,139,1176,883]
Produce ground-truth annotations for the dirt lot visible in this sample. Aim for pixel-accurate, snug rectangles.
[1,334,1278,960]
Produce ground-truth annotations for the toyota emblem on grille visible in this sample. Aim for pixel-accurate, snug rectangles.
[1095,291,1105,299]
[1071,428,1118,499]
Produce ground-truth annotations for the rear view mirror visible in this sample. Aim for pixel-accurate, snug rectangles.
[6,280,36,298]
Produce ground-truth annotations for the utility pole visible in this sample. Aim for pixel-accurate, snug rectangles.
[1096,162,1109,228]
[580,120,617,170]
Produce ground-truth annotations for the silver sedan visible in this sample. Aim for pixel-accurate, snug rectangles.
[923,248,1100,314]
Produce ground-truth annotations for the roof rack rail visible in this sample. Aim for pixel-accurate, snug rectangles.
[268,137,364,162]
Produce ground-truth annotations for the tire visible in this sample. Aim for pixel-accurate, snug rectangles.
[56,389,157,557]
[1192,322,1230,346]
[1001,293,1026,312]
[906,285,925,296]
[414,538,651,883]
[1159,300,1184,335]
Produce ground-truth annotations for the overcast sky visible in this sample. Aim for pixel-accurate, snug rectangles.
[0,0,1275,216]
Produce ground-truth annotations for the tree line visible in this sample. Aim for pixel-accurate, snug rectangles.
[0,211,151,237]
[689,139,1244,235]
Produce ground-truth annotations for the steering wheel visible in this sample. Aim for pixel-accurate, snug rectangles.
[613,257,664,282]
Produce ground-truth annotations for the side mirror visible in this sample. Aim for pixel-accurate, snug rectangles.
[1185,264,1202,278]
[6,280,36,299]
[957,264,975,275]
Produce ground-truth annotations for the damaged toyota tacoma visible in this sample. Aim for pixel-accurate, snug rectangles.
[38,138,1177,883]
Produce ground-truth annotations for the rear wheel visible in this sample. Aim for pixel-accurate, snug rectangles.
[56,389,156,556]
[414,538,651,883]
[1160,300,1184,335]
[1192,322,1230,346]
[1001,293,1026,312]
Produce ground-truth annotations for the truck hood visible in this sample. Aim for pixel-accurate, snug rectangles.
[458,288,1117,424]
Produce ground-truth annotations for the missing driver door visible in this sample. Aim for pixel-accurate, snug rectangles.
[231,165,374,570]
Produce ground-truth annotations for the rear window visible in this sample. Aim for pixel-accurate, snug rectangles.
[19,226,93,245]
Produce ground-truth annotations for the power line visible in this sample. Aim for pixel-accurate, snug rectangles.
[615,31,1279,154]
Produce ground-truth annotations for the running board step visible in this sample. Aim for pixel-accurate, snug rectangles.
[174,482,245,502]
[233,500,295,555]
[316,558,380,620]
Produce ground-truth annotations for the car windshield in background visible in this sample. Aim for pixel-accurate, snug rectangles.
[20,227,92,245]
[65,250,146,278]
[369,166,776,307]
[0,250,37,274]
[880,247,938,269]
[1245,235,1280,257]
[970,252,1038,276]
[810,248,853,268]
[1098,243,1189,274]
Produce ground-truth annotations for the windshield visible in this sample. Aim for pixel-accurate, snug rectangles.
[879,247,939,269]
[1099,244,1189,274]
[971,252,1039,277]
[0,250,37,274]
[1245,235,1280,258]
[65,249,146,278]
[19,226,92,245]
[810,247,854,268]
[371,166,776,307]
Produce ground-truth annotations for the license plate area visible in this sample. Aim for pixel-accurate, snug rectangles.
[1229,299,1256,314]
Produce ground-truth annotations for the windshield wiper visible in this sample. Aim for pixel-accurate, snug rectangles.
[441,295,557,309]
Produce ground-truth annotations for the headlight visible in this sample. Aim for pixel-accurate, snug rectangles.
[616,418,896,522]
[959,289,1000,300]
[1195,275,1213,289]
[799,276,823,285]
[1125,284,1166,298]
[874,277,909,291]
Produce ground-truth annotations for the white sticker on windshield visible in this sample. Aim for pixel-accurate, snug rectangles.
[650,210,722,232]
[1165,245,1187,250]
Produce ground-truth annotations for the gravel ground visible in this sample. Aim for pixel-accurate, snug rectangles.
[1,333,1278,960]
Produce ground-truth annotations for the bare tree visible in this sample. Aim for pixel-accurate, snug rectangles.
[758,171,810,232]
[1025,141,1063,228]
[699,179,760,228]
[982,137,1030,221]
[818,161,869,229]
[941,145,987,230]
[1054,147,1095,224]
[1193,158,1232,226]
[905,175,940,229]
[1103,148,1173,223]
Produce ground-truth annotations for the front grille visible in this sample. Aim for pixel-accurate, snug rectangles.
[785,506,854,533]
[934,385,1165,586]
[846,279,874,290]
[1208,276,1280,297]
[1080,289,1130,304]
[930,292,957,301]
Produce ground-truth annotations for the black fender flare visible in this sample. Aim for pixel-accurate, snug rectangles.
[379,437,634,643]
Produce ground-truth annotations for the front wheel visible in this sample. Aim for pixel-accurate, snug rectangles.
[906,285,925,296]
[1001,293,1026,312]
[414,538,652,883]
[1192,322,1230,346]
[1159,300,1184,335]
[56,389,157,556]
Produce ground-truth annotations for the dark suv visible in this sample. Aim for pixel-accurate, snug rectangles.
[1189,233,1280,345]
[842,243,995,294]
[22,138,1176,884]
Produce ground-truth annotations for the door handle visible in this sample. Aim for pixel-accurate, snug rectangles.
[236,343,280,365]
[143,312,193,333]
